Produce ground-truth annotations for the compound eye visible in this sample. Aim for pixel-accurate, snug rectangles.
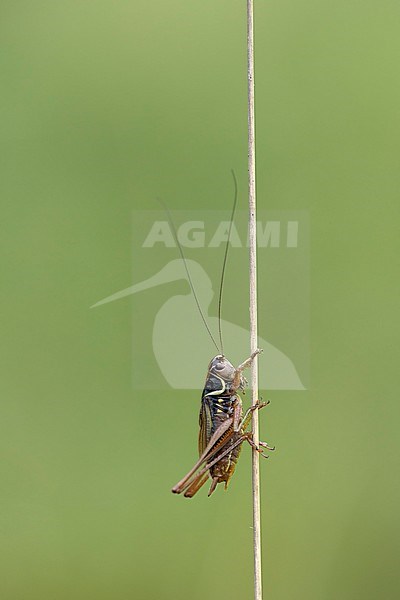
[215,362,225,371]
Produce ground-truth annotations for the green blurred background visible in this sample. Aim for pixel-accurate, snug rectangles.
[1,1,399,599]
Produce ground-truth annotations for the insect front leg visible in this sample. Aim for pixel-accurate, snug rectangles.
[236,348,263,373]
[233,348,263,390]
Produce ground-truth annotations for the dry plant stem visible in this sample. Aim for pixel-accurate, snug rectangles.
[247,1,263,600]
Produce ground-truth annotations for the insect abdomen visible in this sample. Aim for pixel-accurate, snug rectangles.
[207,394,243,488]
[210,431,243,488]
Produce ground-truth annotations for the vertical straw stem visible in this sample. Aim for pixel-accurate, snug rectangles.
[247,1,263,600]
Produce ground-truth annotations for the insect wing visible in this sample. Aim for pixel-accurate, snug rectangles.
[198,396,213,456]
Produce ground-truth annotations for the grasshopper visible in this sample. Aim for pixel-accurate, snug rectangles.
[172,351,274,497]
[165,172,274,498]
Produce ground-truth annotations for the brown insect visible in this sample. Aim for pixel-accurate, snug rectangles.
[172,351,273,497]
[164,171,274,498]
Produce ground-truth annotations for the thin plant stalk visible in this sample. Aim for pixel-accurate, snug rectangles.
[247,1,263,599]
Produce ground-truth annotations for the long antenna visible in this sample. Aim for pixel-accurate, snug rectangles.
[158,199,221,354]
[217,169,238,355]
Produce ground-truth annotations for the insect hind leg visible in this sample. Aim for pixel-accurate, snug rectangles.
[183,472,210,498]
[242,433,274,458]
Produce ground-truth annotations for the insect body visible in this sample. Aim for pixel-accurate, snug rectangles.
[167,171,274,498]
[200,355,254,493]
[172,351,273,498]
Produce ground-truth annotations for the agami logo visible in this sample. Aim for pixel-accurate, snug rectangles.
[92,209,309,391]
[142,220,299,248]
